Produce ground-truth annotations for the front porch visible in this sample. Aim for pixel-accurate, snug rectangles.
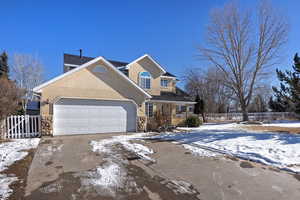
[145,100,196,130]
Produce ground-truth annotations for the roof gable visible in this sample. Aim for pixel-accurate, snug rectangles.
[33,57,151,98]
[126,54,166,75]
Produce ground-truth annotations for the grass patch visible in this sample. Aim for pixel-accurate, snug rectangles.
[243,126,300,134]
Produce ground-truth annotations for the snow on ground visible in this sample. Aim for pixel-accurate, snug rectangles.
[152,123,300,173]
[85,133,153,197]
[91,133,154,161]
[262,120,300,128]
[0,138,40,200]
[0,175,17,200]
[78,160,128,197]
[0,138,40,172]
[182,144,221,157]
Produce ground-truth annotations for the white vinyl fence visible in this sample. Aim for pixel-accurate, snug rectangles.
[205,112,297,122]
[1,115,41,139]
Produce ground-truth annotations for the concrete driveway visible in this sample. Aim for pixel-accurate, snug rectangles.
[24,133,300,200]
[24,134,201,200]
[145,140,300,200]
[24,133,121,199]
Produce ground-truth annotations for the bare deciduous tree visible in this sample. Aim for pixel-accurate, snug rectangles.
[199,1,288,120]
[11,53,44,114]
[184,67,233,113]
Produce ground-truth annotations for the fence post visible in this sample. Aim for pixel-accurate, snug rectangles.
[8,116,10,139]
[38,116,41,137]
[18,116,21,138]
[21,115,25,138]
[26,115,29,138]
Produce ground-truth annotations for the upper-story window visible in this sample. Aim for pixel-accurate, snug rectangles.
[161,79,169,87]
[139,72,151,89]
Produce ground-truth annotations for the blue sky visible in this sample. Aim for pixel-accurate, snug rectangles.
[0,0,299,88]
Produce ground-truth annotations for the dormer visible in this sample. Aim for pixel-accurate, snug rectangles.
[126,54,177,95]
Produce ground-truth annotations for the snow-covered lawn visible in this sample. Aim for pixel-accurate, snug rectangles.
[0,138,40,200]
[152,123,300,173]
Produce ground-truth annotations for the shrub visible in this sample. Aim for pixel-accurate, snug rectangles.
[184,116,201,127]
[0,78,23,120]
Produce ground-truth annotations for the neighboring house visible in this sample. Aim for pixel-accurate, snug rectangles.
[33,53,195,136]
[26,100,40,115]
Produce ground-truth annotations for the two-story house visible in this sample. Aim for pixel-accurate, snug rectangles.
[33,53,195,136]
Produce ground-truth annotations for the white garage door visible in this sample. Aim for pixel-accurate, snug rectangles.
[53,98,137,135]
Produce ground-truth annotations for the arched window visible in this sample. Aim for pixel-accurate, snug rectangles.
[139,71,151,89]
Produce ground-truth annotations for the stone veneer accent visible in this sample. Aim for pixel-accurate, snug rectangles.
[42,115,147,135]
[137,116,147,132]
[41,115,53,136]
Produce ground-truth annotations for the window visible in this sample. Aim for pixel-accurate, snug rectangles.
[176,105,187,114]
[188,106,193,112]
[145,102,153,117]
[139,72,151,89]
[161,79,169,87]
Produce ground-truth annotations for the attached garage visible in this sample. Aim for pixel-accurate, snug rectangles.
[33,56,151,136]
[53,98,137,135]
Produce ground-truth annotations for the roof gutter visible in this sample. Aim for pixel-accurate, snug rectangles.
[148,100,196,104]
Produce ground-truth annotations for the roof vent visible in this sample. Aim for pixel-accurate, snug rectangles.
[92,65,107,73]
[79,49,83,58]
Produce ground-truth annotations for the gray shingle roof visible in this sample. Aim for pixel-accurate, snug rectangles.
[64,54,189,102]
[64,53,128,67]
[162,72,176,77]
[64,54,176,77]
[151,88,194,102]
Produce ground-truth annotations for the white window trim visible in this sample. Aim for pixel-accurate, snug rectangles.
[161,79,169,88]
[145,102,153,118]
[139,72,151,89]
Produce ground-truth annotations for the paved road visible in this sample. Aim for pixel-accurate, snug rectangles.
[24,134,300,200]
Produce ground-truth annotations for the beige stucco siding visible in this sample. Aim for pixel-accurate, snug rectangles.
[128,62,161,95]
[160,77,177,93]
[40,60,147,116]
[128,58,177,95]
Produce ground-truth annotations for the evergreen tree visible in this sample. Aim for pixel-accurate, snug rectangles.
[0,51,9,78]
[272,53,300,114]
[194,94,201,115]
[194,94,206,122]
[268,96,288,112]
